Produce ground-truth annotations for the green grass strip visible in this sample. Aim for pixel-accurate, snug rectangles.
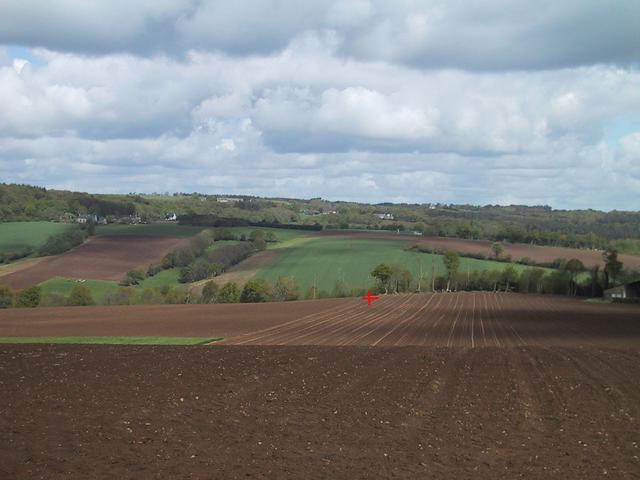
[0,336,223,345]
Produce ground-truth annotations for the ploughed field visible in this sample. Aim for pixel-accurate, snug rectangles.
[0,235,188,289]
[2,293,639,479]
[1,345,639,479]
[1,292,639,348]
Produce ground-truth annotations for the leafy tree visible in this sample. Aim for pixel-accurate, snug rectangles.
[252,238,267,251]
[264,231,278,243]
[389,265,412,293]
[563,258,585,295]
[121,269,146,286]
[371,263,393,294]
[218,282,240,303]
[249,230,266,242]
[86,219,96,236]
[443,250,460,290]
[200,281,219,303]
[67,284,95,306]
[240,279,271,303]
[0,285,14,308]
[603,249,623,289]
[162,287,188,304]
[333,279,351,298]
[491,242,504,259]
[271,276,300,301]
[501,266,518,291]
[15,286,42,308]
[147,263,163,277]
[103,287,132,305]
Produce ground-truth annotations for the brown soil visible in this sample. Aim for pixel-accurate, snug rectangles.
[0,235,188,289]
[1,344,639,479]
[318,230,640,268]
[1,293,639,348]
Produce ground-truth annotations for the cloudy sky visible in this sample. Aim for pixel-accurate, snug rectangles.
[1,1,639,209]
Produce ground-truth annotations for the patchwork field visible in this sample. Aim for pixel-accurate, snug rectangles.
[319,230,640,269]
[0,235,188,289]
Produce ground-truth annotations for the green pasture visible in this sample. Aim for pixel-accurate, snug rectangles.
[95,223,205,237]
[39,277,120,300]
[135,268,181,290]
[227,227,315,245]
[254,238,546,292]
[0,336,221,345]
[0,222,74,253]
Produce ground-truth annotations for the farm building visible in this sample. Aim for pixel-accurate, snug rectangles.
[604,280,640,300]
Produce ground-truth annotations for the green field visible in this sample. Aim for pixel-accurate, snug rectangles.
[254,238,545,292]
[95,223,205,237]
[227,227,314,245]
[135,268,181,290]
[0,336,221,345]
[39,277,120,300]
[0,222,74,252]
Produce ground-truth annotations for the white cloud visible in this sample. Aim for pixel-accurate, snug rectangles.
[0,1,639,209]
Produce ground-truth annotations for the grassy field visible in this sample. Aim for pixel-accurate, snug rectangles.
[95,223,205,237]
[39,277,120,299]
[227,227,314,245]
[0,222,74,252]
[254,238,545,292]
[0,336,221,345]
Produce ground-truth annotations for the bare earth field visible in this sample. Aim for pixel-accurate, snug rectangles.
[0,235,188,289]
[1,293,639,479]
[1,292,638,348]
[319,230,640,268]
[1,345,639,479]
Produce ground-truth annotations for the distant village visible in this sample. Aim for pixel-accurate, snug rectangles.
[61,212,177,225]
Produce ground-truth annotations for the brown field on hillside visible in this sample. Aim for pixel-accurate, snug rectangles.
[318,230,640,268]
[1,292,639,348]
[1,344,639,479]
[0,235,187,289]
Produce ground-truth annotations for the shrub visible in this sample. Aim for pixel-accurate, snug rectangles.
[249,230,266,242]
[0,285,14,308]
[103,287,133,305]
[138,288,163,305]
[38,228,87,256]
[200,281,219,303]
[15,286,42,308]
[270,276,300,302]
[40,292,69,307]
[121,269,146,286]
[218,282,240,303]
[240,279,271,303]
[67,284,95,306]
[333,279,351,298]
[147,263,163,277]
[162,286,188,304]
[252,238,267,251]
[0,247,34,264]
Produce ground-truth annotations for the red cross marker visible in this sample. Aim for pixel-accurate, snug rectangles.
[361,289,381,306]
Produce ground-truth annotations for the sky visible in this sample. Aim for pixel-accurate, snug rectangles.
[0,1,639,210]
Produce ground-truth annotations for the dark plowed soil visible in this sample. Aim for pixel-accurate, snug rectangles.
[318,231,640,268]
[1,345,639,479]
[0,235,188,289]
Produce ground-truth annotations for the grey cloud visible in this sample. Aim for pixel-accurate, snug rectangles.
[1,1,639,70]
